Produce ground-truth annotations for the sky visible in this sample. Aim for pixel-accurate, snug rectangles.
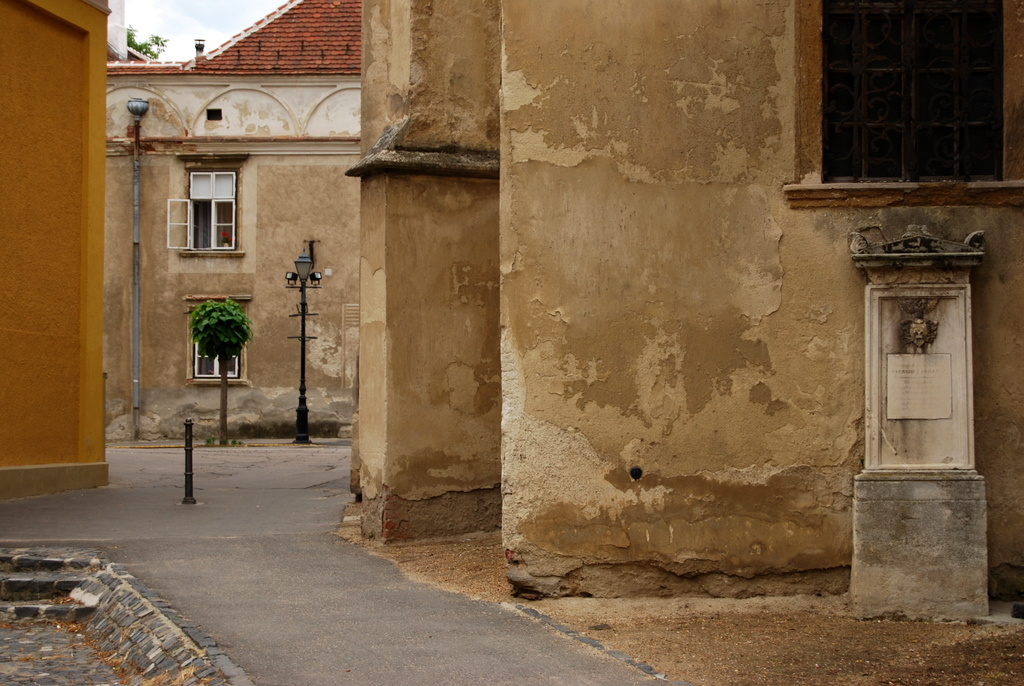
[125,0,291,62]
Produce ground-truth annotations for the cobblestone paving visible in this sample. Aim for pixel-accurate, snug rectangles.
[0,621,122,685]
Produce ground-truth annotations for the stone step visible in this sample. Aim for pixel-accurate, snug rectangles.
[1,573,90,601]
[0,549,102,573]
[0,600,96,621]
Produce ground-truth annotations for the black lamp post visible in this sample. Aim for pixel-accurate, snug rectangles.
[286,250,321,444]
[126,97,149,442]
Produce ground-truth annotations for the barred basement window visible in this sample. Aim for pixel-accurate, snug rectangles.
[823,0,1002,181]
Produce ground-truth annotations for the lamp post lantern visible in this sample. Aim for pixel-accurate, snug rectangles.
[286,249,321,443]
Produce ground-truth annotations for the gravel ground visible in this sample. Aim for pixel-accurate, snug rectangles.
[342,508,1024,686]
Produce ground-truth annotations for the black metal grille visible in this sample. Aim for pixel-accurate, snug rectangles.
[824,0,1002,181]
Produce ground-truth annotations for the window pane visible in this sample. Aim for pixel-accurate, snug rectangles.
[965,126,997,177]
[917,125,957,178]
[214,201,234,247]
[214,173,234,198]
[824,13,855,67]
[863,70,903,124]
[191,173,213,199]
[918,14,955,71]
[825,124,856,180]
[864,127,902,179]
[918,72,956,124]
[967,15,997,69]
[195,354,217,377]
[863,13,902,69]
[193,201,212,249]
[215,201,234,226]
[965,71,997,122]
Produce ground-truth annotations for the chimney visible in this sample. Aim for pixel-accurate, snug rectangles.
[195,39,206,57]
[107,0,128,60]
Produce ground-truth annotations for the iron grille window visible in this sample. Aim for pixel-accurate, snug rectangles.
[824,0,1002,181]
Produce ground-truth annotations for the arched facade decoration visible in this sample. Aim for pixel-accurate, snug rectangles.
[106,87,188,138]
[305,86,360,138]
[196,88,298,137]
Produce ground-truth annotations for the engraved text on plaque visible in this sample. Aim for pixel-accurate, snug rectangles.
[886,354,952,420]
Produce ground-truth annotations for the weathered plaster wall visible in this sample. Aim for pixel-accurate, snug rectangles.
[499,0,1024,598]
[356,0,502,539]
[0,0,108,497]
[362,0,500,152]
[973,223,1024,598]
[104,81,361,440]
[360,0,412,151]
[358,173,501,539]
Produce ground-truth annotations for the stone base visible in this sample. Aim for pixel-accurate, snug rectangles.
[0,462,108,500]
[361,486,501,541]
[508,561,850,599]
[852,471,988,620]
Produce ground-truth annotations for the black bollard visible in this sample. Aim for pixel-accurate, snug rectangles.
[182,418,197,505]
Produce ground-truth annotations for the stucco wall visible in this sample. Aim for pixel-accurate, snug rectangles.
[359,174,501,539]
[0,0,108,496]
[361,0,500,153]
[356,0,502,539]
[499,0,1024,598]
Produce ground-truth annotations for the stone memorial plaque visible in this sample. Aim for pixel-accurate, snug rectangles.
[886,354,952,420]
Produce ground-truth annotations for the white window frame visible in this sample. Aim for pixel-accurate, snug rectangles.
[168,171,237,250]
[192,344,241,380]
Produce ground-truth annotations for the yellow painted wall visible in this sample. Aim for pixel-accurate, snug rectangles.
[0,0,108,493]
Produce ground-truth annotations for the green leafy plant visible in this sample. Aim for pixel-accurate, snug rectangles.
[126,26,168,60]
[205,437,215,446]
[190,300,253,444]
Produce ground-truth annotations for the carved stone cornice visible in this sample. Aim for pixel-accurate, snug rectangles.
[850,225,984,270]
[346,119,499,180]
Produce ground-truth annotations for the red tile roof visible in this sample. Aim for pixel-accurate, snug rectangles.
[109,0,361,76]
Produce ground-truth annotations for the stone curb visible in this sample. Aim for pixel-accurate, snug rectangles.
[79,563,256,686]
[507,603,697,685]
[0,548,254,686]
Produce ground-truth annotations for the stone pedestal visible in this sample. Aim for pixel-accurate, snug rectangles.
[850,227,988,619]
[852,472,988,619]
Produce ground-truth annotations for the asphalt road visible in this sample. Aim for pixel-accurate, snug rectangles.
[0,442,661,685]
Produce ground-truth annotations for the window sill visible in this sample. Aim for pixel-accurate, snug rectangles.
[783,181,1024,209]
[178,250,246,258]
[187,379,251,386]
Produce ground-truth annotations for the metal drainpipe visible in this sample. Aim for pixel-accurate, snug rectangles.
[127,99,149,441]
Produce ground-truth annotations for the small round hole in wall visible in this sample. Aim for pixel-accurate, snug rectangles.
[629,467,643,480]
